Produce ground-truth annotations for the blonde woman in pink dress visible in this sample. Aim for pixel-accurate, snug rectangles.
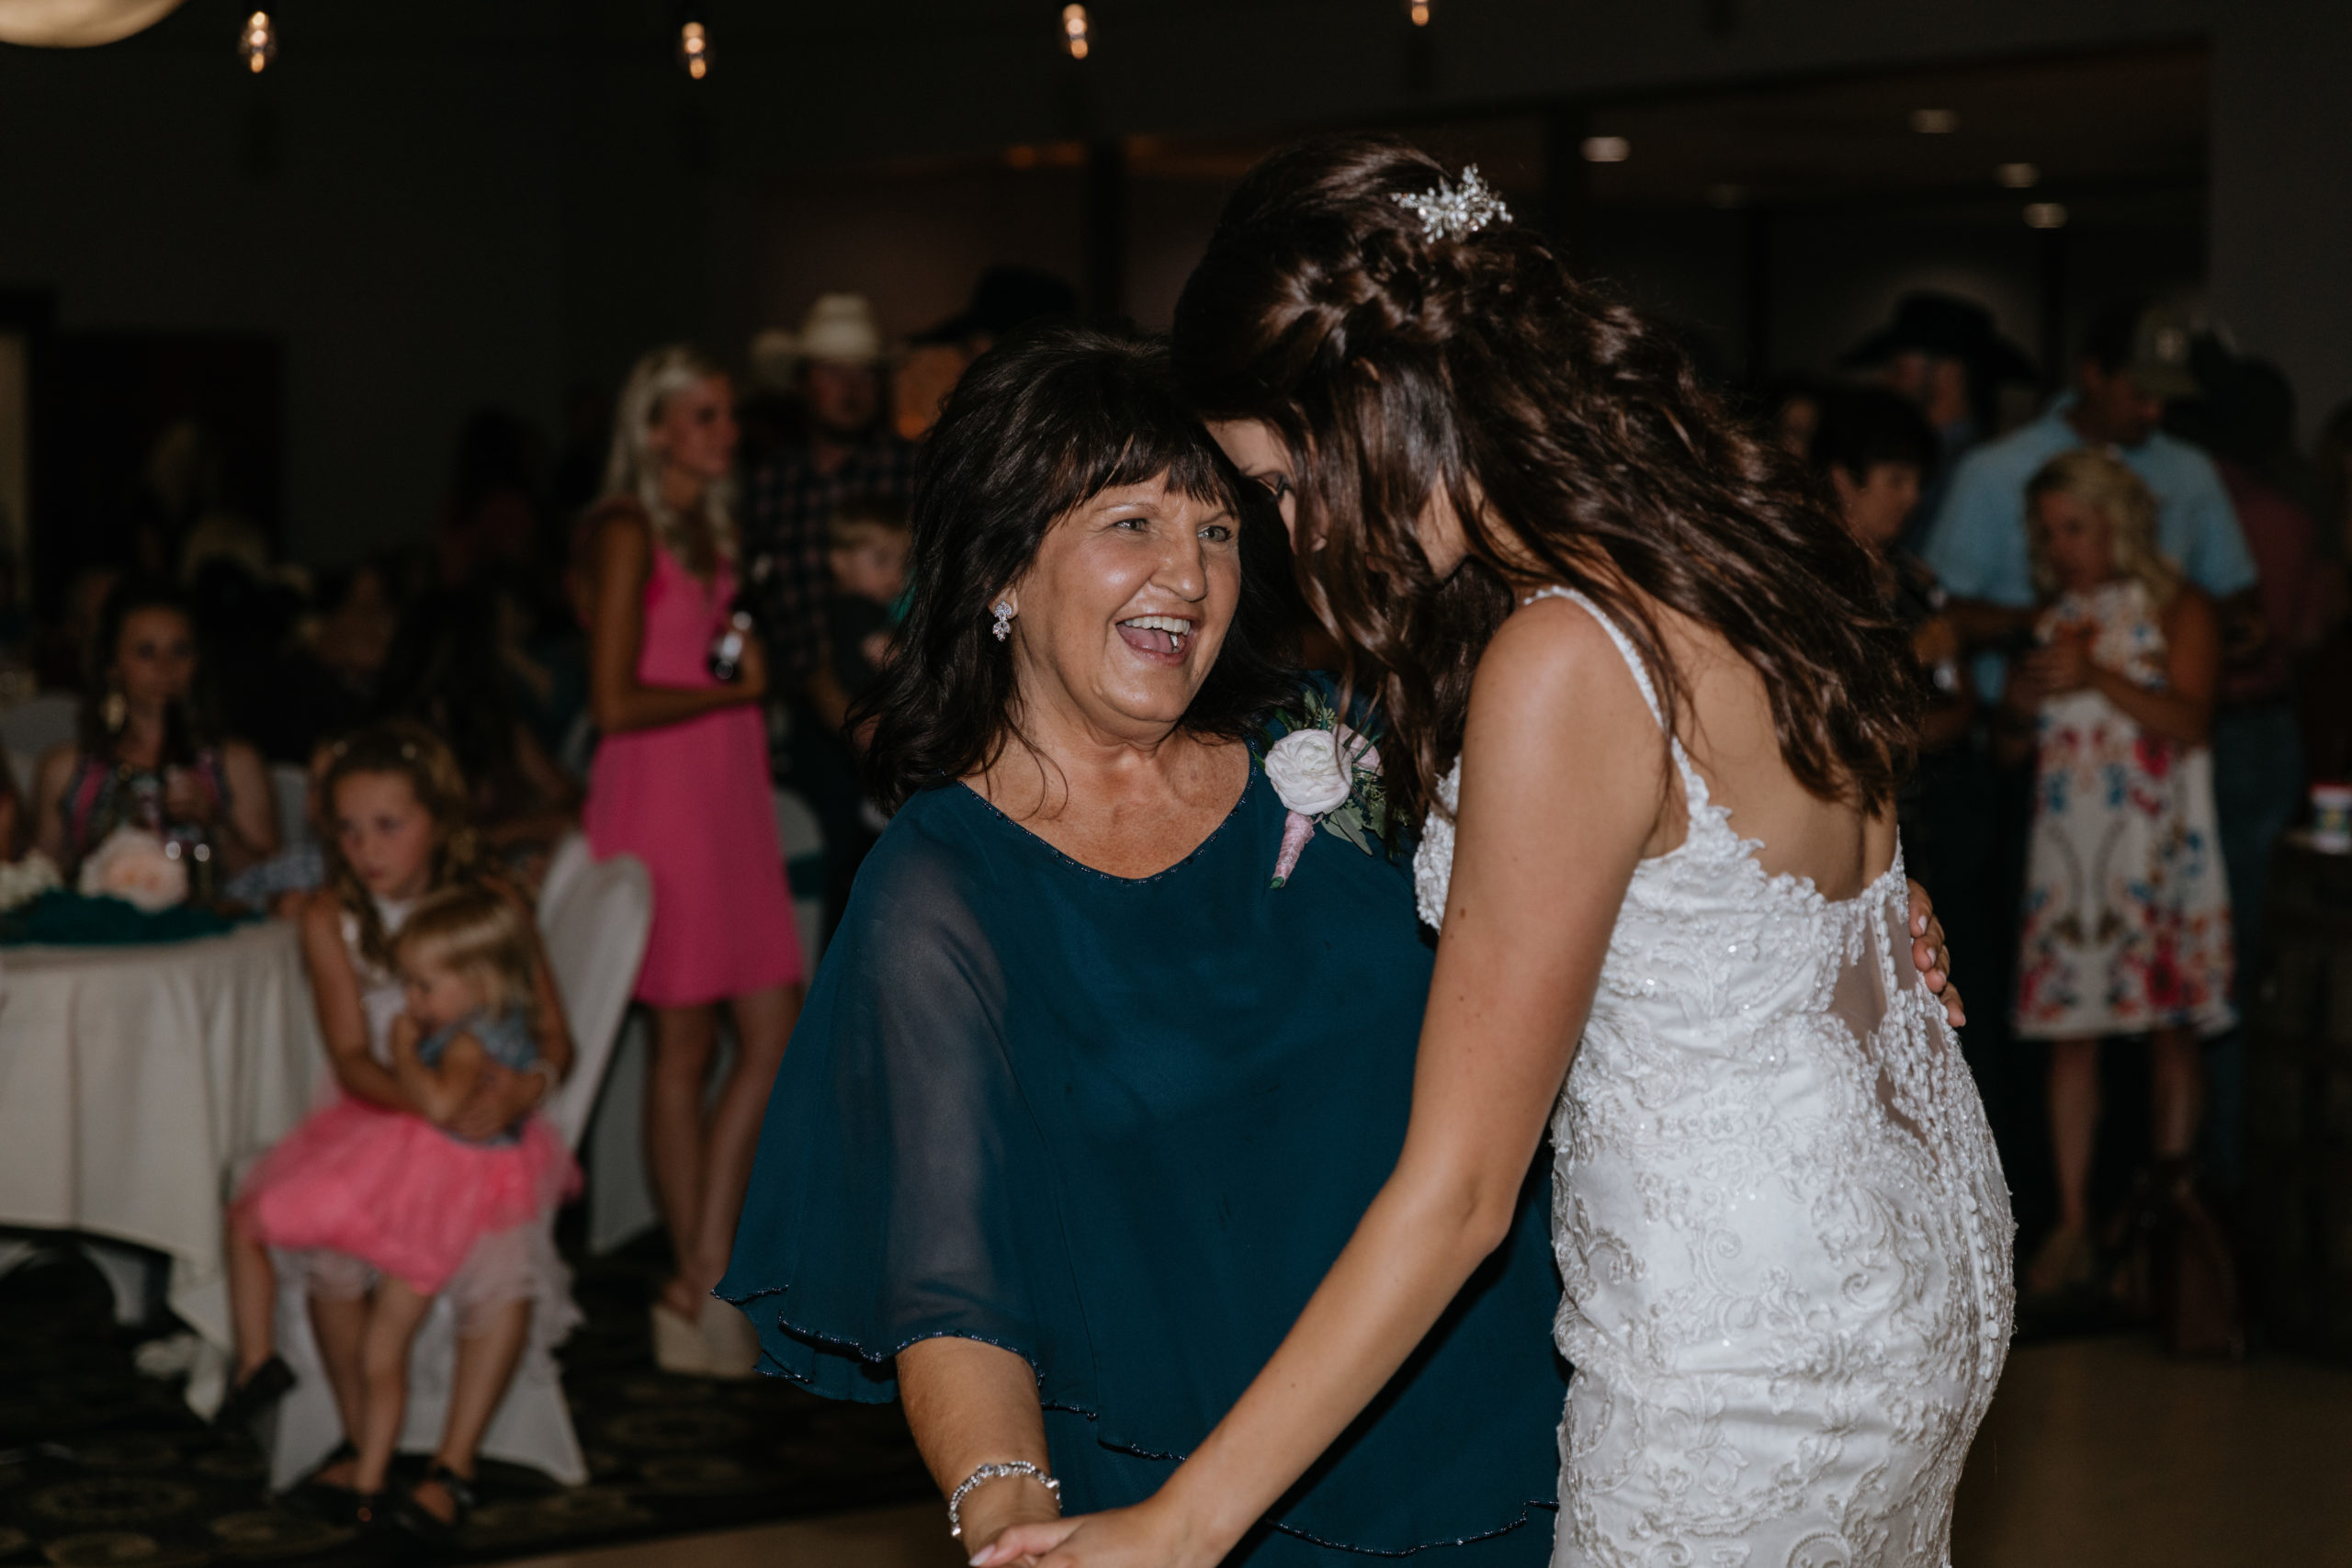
[585,345,807,1375]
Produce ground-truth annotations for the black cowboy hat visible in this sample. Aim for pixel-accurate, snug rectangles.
[913,265,1080,347]
[1841,292,2038,386]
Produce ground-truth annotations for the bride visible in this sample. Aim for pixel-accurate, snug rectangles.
[982,136,2014,1568]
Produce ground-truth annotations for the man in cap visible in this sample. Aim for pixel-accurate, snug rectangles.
[1926,298,2257,700]
[1843,291,2038,548]
[741,293,921,696]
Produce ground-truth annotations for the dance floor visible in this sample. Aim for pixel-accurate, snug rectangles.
[511,1337,2352,1568]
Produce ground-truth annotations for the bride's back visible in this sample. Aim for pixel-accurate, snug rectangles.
[1634,596,1898,902]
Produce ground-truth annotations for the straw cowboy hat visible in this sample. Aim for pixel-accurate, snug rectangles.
[750,294,888,389]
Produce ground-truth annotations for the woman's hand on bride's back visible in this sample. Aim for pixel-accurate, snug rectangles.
[1905,880,1965,1029]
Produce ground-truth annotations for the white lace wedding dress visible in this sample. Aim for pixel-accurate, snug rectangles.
[1415,589,2014,1568]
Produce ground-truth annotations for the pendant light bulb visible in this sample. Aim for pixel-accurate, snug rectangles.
[1409,0,1430,25]
[238,10,275,73]
[1062,5,1090,60]
[678,19,712,80]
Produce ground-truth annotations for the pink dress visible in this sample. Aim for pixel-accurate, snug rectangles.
[585,513,803,1006]
[239,902,582,1298]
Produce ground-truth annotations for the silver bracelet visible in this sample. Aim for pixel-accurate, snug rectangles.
[947,1461,1061,1540]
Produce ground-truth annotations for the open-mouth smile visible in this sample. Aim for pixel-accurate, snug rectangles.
[1116,614,1195,662]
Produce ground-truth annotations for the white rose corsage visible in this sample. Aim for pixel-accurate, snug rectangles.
[1258,690,1388,888]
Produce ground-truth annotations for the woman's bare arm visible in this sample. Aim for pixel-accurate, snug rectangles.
[300,892,408,1111]
[979,604,1666,1568]
[589,510,765,736]
[898,1337,1065,1553]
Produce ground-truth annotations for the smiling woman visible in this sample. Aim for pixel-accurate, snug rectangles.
[716,325,1574,1568]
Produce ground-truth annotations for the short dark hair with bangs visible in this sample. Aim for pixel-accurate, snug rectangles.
[856,324,1301,810]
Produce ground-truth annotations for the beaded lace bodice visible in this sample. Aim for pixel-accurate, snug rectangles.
[1413,588,2013,1567]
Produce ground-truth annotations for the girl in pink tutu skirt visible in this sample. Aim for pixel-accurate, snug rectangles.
[219,722,577,1539]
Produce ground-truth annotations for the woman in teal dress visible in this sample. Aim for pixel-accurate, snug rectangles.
[717,325,1955,1565]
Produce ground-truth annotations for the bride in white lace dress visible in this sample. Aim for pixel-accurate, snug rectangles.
[978,136,2011,1568]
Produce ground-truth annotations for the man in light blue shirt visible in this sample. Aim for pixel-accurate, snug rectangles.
[1924,300,2256,698]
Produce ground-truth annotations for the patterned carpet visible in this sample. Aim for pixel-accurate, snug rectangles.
[0,1235,937,1565]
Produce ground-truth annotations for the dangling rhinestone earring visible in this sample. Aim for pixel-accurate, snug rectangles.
[990,602,1014,642]
[102,681,128,736]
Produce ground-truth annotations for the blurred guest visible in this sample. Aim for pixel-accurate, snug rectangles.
[814,495,910,726]
[33,565,119,692]
[1761,374,1825,460]
[1811,386,1971,749]
[29,577,278,879]
[583,345,806,1376]
[1927,299,2256,703]
[0,751,22,862]
[893,265,1079,442]
[433,410,548,593]
[373,589,579,890]
[741,294,920,695]
[2303,400,2352,783]
[2173,349,2335,1183]
[188,552,311,764]
[217,724,574,1539]
[549,384,615,542]
[2005,452,2229,1299]
[1844,292,2037,547]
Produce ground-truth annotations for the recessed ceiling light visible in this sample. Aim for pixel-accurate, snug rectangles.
[1997,163,2040,189]
[2024,202,2068,229]
[1581,135,1631,164]
[1706,183,1747,209]
[1909,107,1961,135]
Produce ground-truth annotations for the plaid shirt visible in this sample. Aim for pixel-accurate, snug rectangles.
[741,431,922,686]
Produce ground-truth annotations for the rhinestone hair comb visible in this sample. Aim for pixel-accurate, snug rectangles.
[1396,164,1510,242]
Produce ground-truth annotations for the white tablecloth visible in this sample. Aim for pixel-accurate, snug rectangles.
[0,920,326,1349]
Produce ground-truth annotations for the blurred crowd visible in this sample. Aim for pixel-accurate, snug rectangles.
[0,267,2343,1359]
[1783,291,2351,1339]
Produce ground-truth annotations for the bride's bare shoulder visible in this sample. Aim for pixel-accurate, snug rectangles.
[1468,592,1654,728]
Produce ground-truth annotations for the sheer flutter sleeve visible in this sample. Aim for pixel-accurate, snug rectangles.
[716,818,1093,1409]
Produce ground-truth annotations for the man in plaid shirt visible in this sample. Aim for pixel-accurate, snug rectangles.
[741,294,922,694]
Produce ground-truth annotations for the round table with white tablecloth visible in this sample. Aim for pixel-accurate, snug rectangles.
[0,919,326,1350]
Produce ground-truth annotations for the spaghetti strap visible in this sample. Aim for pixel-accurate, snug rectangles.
[1521,585,1711,809]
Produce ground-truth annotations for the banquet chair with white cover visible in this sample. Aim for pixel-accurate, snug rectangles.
[265,852,652,1491]
[269,764,313,849]
[0,693,79,763]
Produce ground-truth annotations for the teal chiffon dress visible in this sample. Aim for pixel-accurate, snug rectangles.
[718,711,1565,1564]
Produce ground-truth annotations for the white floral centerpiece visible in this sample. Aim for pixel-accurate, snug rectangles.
[0,851,62,912]
[77,826,190,913]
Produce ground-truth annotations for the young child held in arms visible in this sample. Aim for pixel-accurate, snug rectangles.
[2005,448,2232,1300]
[818,496,911,727]
[219,722,576,1537]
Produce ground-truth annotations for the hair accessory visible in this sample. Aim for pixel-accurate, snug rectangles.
[946,1461,1059,1540]
[990,602,1014,642]
[1396,164,1510,242]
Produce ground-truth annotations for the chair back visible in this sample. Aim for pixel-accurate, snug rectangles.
[537,851,651,1150]
[0,694,79,761]
[536,831,593,926]
[269,763,313,848]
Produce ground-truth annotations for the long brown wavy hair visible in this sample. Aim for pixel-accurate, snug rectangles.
[1170,134,1917,827]
[321,719,482,973]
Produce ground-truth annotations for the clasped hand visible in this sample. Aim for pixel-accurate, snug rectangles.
[389,1011,536,1141]
[971,1500,1201,1568]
